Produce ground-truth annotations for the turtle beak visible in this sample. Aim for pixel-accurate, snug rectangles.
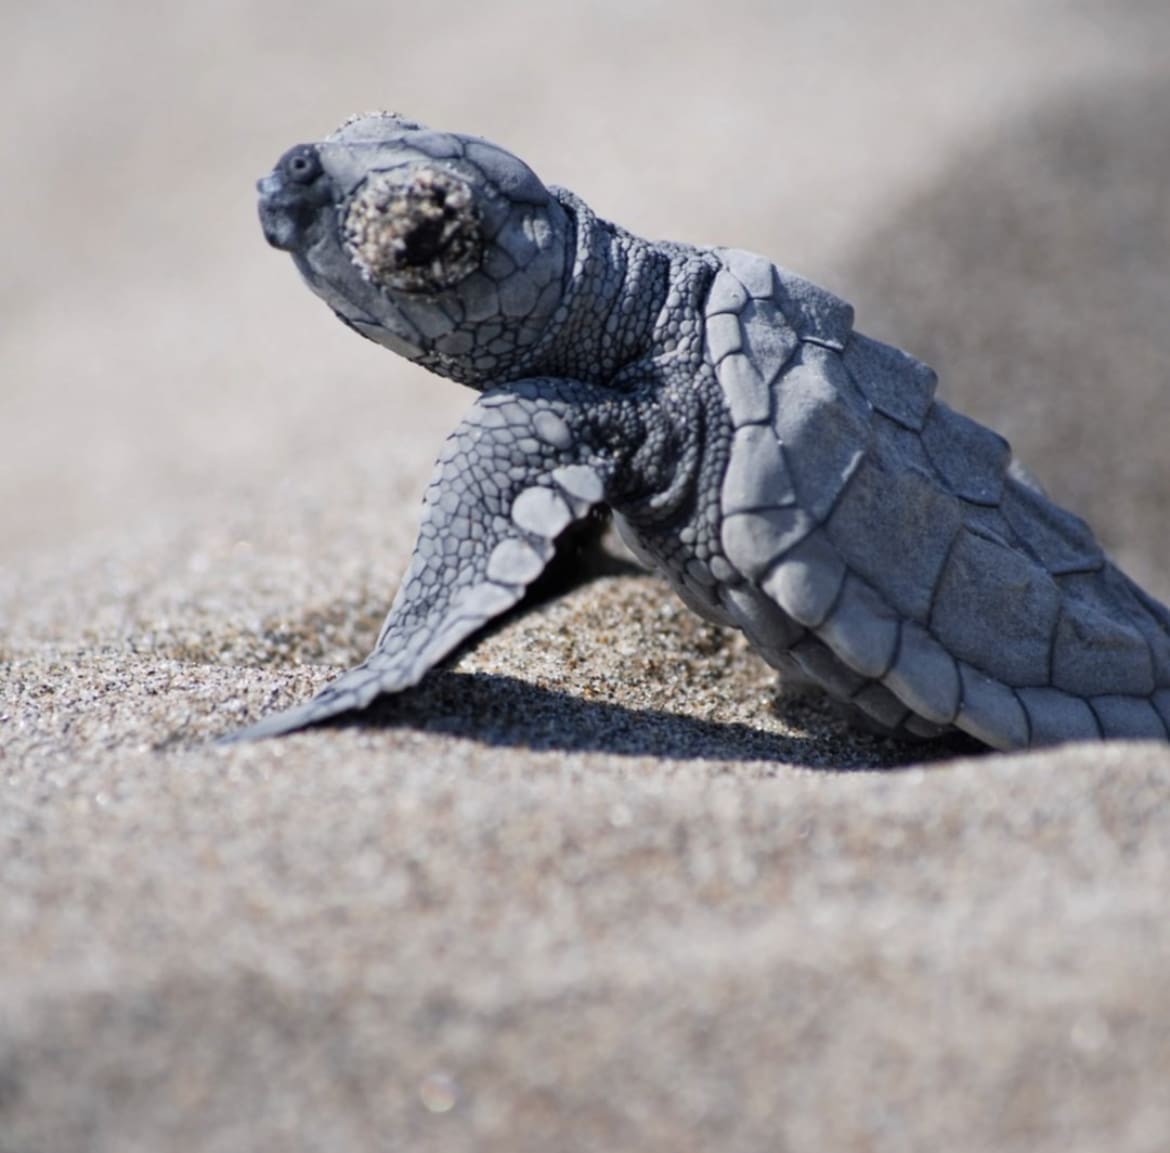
[257,170,315,252]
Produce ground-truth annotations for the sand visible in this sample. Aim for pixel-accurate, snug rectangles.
[4,2,1170,1150]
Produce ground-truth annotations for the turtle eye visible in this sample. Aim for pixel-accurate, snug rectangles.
[282,146,322,186]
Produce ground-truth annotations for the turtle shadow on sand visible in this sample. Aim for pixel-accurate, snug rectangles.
[230,522,981,769]
[304,668,980,772]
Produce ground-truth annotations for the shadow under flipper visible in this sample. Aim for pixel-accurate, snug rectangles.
[465,506,643,651]
[305,668,985,771]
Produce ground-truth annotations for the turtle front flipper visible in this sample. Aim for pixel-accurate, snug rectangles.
[223,380,625,741]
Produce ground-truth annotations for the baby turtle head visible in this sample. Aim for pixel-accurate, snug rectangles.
[257,113,570,386]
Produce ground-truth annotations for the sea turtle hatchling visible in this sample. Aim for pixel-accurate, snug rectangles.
[237,111,1170,750]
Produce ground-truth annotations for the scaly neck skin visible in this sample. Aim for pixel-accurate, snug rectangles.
[521,190,715,524]
[528,188,672,387]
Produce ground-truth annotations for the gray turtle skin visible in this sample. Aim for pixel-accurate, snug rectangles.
[237,111,1170,749]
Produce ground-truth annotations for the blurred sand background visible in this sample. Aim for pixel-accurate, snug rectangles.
[4,1,1170,1150]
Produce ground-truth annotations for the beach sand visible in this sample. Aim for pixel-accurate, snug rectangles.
[4,2,1170,1149]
